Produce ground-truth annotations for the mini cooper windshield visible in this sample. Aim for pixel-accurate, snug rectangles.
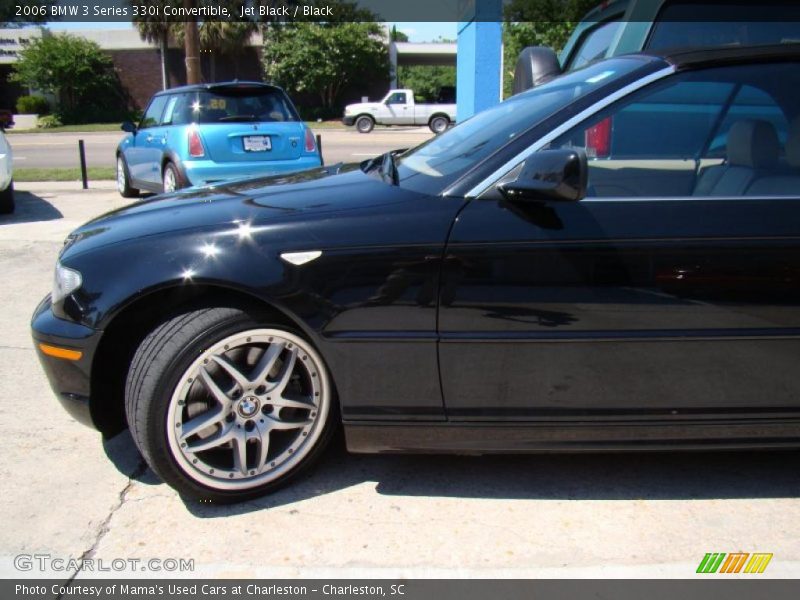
[395,58,654,194]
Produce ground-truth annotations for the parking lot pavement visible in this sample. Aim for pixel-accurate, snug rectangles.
[9,128,434,170]
[2,185,800,579]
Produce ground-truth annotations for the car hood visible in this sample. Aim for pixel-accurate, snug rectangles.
[345,102,377,112]
[61,163,412,259]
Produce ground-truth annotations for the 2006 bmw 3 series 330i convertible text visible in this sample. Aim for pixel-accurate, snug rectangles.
[32,46,800,502]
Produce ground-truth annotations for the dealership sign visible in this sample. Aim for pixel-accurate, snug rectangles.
[0,28,42,64]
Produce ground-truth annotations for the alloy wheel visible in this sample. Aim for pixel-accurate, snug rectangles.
[165,329,329,490]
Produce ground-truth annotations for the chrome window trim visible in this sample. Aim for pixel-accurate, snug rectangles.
[458,66,676,199]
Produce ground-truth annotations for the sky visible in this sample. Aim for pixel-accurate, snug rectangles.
[45,20,457,42]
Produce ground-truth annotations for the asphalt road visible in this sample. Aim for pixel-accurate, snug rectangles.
[1,183,799,579]
[8,127,434,170]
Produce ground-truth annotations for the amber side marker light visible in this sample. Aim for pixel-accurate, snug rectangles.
[38,343,82,361]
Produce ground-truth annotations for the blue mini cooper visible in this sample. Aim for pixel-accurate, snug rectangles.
[116,82,322,196]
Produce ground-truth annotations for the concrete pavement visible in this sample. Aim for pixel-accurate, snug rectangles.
[1,184,799,580]
[8,128,434,170]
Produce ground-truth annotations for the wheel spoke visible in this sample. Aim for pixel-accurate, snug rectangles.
[185,423,235,453]
[250,342,285,385]
[271,396,314,411]
[265,414,312,430]
[211,354,251,391]
[270,347,297,396]
[198,366,233,411]
[180,407,226,441]
[232,431,249,475]
[251,423,270,473]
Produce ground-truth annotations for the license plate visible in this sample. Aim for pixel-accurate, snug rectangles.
[243,136,271,152]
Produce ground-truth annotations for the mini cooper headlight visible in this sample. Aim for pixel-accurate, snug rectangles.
[52,262,82,304]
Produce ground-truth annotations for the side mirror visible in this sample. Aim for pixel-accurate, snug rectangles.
[121,121,137,133]
[497,149,588,203]
[513,46,562,95]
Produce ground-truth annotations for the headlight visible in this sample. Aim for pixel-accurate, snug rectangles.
[52,262,82,304]
[344,107,353,115]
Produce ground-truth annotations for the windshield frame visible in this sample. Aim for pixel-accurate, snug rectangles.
[390,56,667,198]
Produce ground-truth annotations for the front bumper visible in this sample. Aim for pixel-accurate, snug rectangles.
[342,116,356,127]
[31,295,102,430]
[183,155,322,187]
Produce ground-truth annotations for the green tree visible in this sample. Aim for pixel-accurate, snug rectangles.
[10,33,125,123]
[262,19,389,113]
[175,19,257,82]
[502,0,597,98]
[396,66,455,102]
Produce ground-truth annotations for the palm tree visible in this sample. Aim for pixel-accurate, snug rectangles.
[132,1,180,90]
[175,20,257,82]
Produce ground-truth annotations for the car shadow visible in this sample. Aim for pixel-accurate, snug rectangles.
[0,190,63,223]
[101,427,800,517]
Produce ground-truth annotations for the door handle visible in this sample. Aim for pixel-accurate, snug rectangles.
[145,135,154,143]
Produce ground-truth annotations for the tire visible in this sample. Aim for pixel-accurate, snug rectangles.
[0,180,14,215]
[125,307,336,503]
[116,155,139,198]
[162,161,185,193]
[429,115,450,134]
[355,115,375,134]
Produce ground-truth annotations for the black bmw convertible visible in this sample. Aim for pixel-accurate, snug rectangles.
[33,45,800,502]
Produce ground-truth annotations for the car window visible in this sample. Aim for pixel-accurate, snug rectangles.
[191,88,298,124]
[386,92,407,105]
[568,20,623,70]
[139,95,169,129]
[396,57,653,195]
[547,62,797,198]
[648,1,800,51]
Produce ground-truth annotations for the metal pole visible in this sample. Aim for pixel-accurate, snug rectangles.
[78,140,88,190]
[316,134,323,165]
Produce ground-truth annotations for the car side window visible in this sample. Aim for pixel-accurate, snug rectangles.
[387,92,407,105]
[568,20,623,70]
[162,93,192,126]
[547,62,796,198]
[139,95,170,129]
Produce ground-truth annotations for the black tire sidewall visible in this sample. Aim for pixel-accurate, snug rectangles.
[128,308,337,504]
[117,155,139,198]
[0,180,14,214]
[356,116,374,133]
[430,117,448,134]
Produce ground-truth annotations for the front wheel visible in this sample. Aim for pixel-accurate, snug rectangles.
[0,180,14,214]
[116,155,139,198]
[355,115,375,134]
[429,115,450,134]
[125,307,336,503]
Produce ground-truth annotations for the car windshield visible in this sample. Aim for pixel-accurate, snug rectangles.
[395,58,653,194]
[190,87,299,124]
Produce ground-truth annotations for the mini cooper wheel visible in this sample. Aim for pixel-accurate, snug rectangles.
[125,307,335,502]
[355,115,375,134]
[116,156,139,198]
[162,162,183,193]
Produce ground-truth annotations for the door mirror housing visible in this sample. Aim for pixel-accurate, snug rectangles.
[121,121,137,133]
[497,149,588,203]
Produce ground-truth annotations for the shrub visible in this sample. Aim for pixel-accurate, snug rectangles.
[37,115,63,129]
[16,95,50,115]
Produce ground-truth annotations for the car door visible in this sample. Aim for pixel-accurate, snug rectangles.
[127,94,170,185]
[384,91,413,125]
[439,61,800,422]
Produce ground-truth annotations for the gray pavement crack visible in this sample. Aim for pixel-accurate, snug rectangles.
[56,457,148,598]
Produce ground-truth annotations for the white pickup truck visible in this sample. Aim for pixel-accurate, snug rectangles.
[343,89,456,134]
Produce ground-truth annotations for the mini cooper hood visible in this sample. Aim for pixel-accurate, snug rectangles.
[61,163,412,258]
